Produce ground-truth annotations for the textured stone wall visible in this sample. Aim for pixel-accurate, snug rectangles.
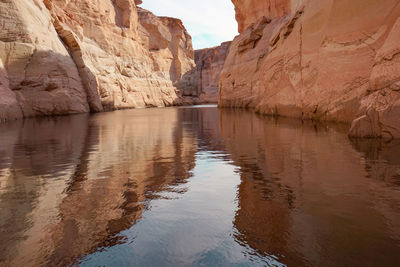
[195,42,231,103]
[0,0,196,121]
[220,0,400,138]
[180,42,231,104]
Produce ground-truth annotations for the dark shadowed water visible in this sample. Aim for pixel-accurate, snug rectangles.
[1,106,400,267]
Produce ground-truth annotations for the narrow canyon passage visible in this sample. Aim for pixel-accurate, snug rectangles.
[1,0,400,266]
[1,106,400,266]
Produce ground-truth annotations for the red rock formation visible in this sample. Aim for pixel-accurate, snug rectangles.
[195,42,231,103]
[138,7,195,86]
[180,42,231,104]
[232,0,291,33]
[0,0,91,119]
[0,0,196,121]
[220,0,400,138]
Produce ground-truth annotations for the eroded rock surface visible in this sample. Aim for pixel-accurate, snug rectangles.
[232,0,292,33]
[195,42,231,103]
[0,0,90,120]
[220,0,400,138]
[180,42,231,104]
[0,0,195,121]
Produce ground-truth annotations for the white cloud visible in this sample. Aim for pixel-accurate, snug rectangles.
[139,0,238,49]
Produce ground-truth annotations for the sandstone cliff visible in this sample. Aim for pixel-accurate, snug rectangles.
[220,0,400,139]
[0,0,195,121]
[180,42,231,104]
[195,42,231,103]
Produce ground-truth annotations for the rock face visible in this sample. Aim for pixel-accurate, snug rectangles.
[220,0,400,139]
[0,0,91,120]
[195,42,231,103]
[232,0,291,33]
[180,42,231,104]
[0,0,195,121]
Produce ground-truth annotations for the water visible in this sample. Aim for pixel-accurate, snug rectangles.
[1,105,400,266]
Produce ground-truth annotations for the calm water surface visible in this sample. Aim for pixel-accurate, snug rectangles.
[1,106,400,266]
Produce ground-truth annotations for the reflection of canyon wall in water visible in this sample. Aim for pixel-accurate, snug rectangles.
[1,107,400,266]
[0,109,198,266]
[218,109,400,266]
[0,115,90,265]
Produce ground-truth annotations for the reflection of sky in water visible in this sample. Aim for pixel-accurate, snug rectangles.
[80,152,281,266]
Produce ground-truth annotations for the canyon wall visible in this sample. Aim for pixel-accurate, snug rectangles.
[179,42,231,104]
[195,42,231,103]
[220,0,400,138]
[0,0,195,121]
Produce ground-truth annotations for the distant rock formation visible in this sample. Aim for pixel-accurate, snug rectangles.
[196,42,231,104]
[0,0,195,121]
[180,42,231,104]
[220,0,400,139]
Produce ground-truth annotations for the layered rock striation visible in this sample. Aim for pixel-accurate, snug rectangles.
[195,42,231,103]
[179,42,231,104]
[220,0,400,138]
[0,0,195,121]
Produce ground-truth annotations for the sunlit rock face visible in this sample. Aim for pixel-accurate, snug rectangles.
[0,0,196,121]
[220,0,400,138]
[232,0,292,33]
[43,0,195,110]
[0,0,91,120]
[138,7,195,83]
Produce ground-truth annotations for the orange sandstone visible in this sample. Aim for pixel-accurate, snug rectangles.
[220,0,400,138]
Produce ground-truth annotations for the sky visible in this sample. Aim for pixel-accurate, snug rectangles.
[139,0,238,49]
